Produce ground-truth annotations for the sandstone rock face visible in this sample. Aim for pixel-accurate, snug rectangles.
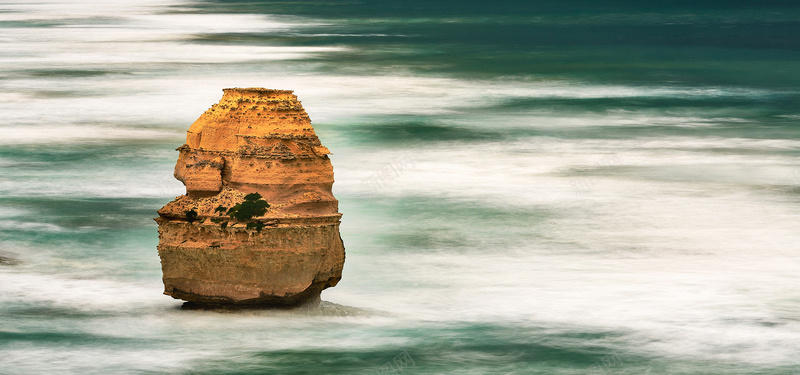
[156,88,345,306]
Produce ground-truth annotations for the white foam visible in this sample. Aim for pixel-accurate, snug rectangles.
[290,76,780,121]
[0,220,65,232]
[0,66,779,141]
[0,272,172,311]
[328,133,800,364]
[0,0,179,20]
[334,136,800,204]
[0,125,178,145]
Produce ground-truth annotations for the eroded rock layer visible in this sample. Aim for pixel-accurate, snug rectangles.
[156,88,344,306]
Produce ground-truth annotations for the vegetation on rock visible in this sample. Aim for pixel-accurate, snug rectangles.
[215,193,270,231]
[185,209,198,223]
[246,221,266,232]
[226,192,270,221]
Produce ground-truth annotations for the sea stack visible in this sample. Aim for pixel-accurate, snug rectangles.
[156,88,345,307]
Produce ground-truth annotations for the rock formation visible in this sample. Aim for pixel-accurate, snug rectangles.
[156,88,345,306]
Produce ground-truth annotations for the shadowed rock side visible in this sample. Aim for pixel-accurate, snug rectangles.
[156,88,345,307]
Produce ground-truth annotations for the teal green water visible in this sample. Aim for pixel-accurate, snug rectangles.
[1,1,800,374]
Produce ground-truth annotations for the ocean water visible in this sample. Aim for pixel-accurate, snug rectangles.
[1,0,800,374]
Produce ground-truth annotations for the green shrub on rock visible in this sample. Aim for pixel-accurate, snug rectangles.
[218,193,271,231]
[246,221,266,232]
[227,194,270,221]
[185,209,198,223]
[244,193,263,202]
